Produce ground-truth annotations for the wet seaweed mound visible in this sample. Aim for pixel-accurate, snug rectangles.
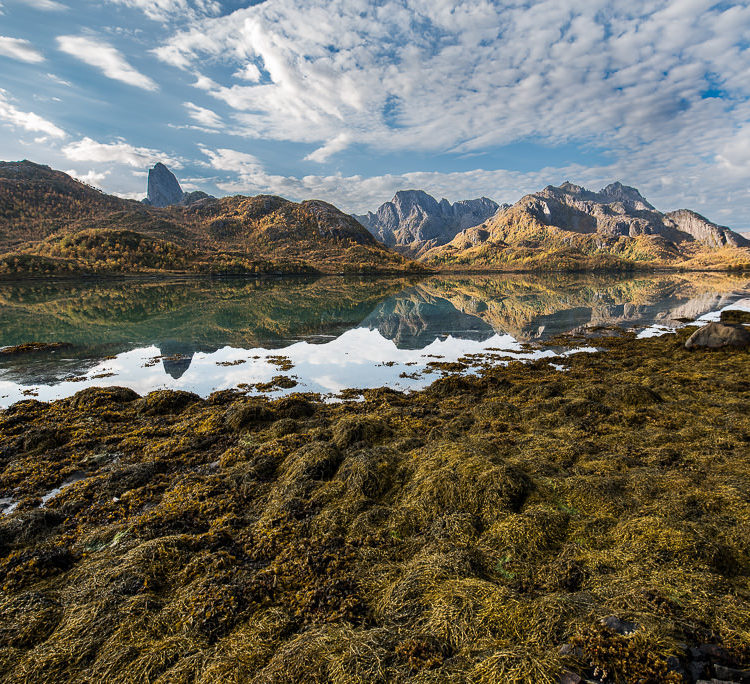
[0,328,748,683]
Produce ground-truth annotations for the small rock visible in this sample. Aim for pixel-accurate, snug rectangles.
[689,661,708,681]
[699,644,728,659]
[714,664,750,682]
[600,615,638,635]
[685,322,750,350]
[559,671,582,684]
[666,655,685,676]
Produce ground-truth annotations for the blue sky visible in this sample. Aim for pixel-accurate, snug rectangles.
[1,0,749,229]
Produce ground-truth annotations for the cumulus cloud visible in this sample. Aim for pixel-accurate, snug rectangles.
[0,89,65,138]
[62,137,182,168]
[0,36,44,63]
[65,168,111,188]
[233,63,261,82]
[154,1,750,153]
[150,0,750,226]
[57,35,158,91]
[184,102,222,129]
[202,144,562,212]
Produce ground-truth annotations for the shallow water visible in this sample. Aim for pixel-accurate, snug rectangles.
[1,272,748,407]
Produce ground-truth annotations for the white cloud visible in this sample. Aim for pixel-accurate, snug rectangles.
[0,36,44,63]
[65,168,111,188]
[46,72,72,87]
[151,0,750,228]
[0,89,65,138]
[184,102,222,129]
[62,137,182,168]
[57,35,158,91]
[233,63,261,82]
[201,147,263,174]
[19,0,67,10]
[105,0,220,22]
[202,144,548,212]
[191,74,219,90]
[716,125,750,173]
[305,132,352,163]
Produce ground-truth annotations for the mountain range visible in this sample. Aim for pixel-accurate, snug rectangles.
[0,161,417,276]
[0,160,748,276]
[353,190,501,257]
[421,181,749,270]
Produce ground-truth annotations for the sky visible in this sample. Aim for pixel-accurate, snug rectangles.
[0,0,749,228]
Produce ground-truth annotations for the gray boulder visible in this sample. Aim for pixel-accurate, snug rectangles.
[685,322,750,350]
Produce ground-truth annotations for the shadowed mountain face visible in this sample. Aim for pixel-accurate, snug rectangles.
[143,163,213,208]
[145,163,184,208]
[354,190,500,256]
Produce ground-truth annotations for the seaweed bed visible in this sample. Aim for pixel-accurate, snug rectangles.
[0,326,748,683]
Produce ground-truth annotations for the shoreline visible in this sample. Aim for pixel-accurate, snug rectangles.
[0,327,748,682]
[0,263,749,284]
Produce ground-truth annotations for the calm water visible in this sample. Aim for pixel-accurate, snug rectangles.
[1,272,748,407]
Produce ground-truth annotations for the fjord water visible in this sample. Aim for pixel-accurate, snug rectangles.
[1,272,748,408]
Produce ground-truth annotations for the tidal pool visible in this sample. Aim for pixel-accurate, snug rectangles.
[1,272,748,407]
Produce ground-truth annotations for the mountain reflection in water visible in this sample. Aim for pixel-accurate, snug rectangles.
[0,272,748,406]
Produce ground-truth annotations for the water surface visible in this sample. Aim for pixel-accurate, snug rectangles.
[1,272,748,407]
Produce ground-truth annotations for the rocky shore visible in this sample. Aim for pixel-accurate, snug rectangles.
[0,325,748,683]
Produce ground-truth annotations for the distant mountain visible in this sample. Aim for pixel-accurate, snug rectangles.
[142,162,213,208]
[354,190,501,256]
[0,161,419,276]
[424,181,750,270]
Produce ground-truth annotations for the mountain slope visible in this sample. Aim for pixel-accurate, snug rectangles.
[354,190,500,256]
[424,181,750,271]
[0,161,420,276]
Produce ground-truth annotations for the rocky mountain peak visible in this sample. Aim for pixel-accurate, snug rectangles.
[391,190,441,217]
[557,181,586,195]
[353,190,500,255]
[598,181,654,209]
[145,163,184,208]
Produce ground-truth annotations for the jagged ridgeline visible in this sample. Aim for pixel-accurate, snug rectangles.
[354,190,502,257]
[1,160,748,275]
[421,181,750,270]
[0,161,421,276]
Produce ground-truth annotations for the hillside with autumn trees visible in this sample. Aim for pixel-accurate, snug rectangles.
[0,162,421,276]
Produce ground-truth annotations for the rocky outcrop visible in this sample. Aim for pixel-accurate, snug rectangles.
[426,181,750,266]
[665,210,749,248]
[143,164,215,208]
[507,182,748,247]
[354,190,500,255]
[144,163,184,208]
[685,322,750,349]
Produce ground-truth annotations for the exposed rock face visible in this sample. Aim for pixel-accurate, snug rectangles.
[354,190,500,255]
[665,209,748,248]
[427,181,749,263]
[145,163,184,207]
[685,322,750,349]
[143,164,216,208]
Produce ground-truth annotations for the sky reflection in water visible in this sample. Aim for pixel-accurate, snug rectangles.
[1,273,748,408]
